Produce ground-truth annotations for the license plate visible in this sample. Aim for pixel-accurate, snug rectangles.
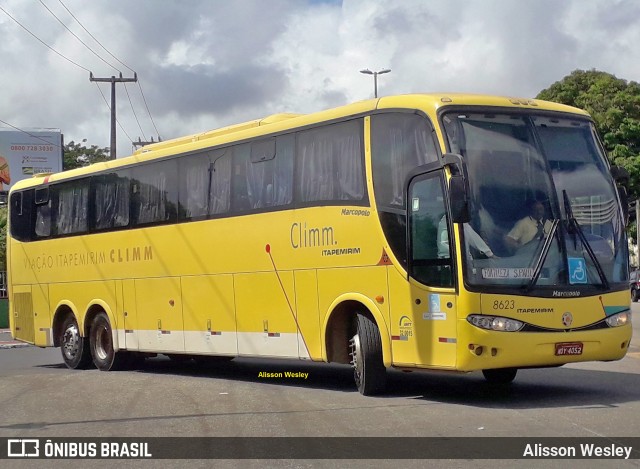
[555,342,583,356]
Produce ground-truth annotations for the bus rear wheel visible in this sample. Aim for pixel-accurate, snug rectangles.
[350,313,387,395]
[482,367,517,384]
[60,314,93,369]
[89,312,129,371]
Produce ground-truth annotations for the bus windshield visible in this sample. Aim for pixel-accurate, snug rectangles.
[442,111,628,291]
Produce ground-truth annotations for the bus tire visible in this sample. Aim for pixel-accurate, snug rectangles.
[350,313,387,395]
[482,367,517,384]
[89,312,128,371]
[60,314,93,370]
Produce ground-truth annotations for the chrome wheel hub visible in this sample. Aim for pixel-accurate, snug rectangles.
[349,333,362,384]
[95,325,109,361]
[62,324,80,360]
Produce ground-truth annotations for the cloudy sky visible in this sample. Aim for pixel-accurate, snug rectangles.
[1,0,639,158]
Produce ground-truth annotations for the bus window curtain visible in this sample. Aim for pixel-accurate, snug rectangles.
[56,184,88,234]
[184,158,209,218]
[209,153,231,215]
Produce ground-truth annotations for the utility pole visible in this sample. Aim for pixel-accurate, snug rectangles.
[89,72,137,158]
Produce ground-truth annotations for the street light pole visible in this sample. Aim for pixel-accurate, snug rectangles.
[360,68,391,98]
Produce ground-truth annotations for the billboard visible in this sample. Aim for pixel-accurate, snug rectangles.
[0,128,63,192]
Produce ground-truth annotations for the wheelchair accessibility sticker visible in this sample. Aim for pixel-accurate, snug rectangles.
[568,257,587,284]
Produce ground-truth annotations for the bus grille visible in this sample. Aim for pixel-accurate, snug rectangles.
[12,292,34,343]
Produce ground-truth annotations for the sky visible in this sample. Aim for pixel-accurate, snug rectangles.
[1,0,640,159]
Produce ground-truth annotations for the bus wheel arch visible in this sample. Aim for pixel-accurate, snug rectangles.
[323,298,391,366]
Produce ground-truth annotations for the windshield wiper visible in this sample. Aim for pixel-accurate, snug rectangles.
[525,219,559,292]
[562,190,609,289]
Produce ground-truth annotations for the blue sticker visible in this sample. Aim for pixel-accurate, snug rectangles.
[429,294,441,313]
[568,257,587,284]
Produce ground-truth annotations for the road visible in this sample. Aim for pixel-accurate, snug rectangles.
[0,304,639,468]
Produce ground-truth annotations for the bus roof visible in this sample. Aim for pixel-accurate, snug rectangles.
[10,93,590,192]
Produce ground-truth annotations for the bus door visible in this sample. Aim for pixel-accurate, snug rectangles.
[390,166,458,368]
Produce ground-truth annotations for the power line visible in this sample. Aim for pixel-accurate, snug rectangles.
[2,3,159,151]
[0,119,62,148]
[1,4,140,153]
[57,0,135,74]
[40,0,148,139]
[38,0,121,73]
[0,5,90,73]
[123,84,147,141]
[137,81,161,138]
[57,0,161,138]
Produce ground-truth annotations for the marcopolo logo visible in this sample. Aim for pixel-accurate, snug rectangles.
[8,439,40,458]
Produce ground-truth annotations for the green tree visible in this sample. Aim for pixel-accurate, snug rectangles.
[537,69,640,197]
[63,139,111,170]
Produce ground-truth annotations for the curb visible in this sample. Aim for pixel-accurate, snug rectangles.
[0,329,30,348]
[0,341,31,349]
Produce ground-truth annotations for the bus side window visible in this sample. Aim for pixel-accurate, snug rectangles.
[9,190,33,242]
[131,160,178,226]
[32,187,51,238]
[35,201,51,238]
[93,172,130,230]
[246,134,294,209]
[178,152,209,220]
[231,144,252,212]
[54,179,90,235]
[209,149,231,216]
[296,120,365,204]
[371,112,440,268]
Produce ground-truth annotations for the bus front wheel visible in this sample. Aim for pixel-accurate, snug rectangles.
[482,367,517,384]
[89,312,129,371]
[350,313,387,395]
[60,314,93,370]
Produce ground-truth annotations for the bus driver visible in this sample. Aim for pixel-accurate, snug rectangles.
[504,199,552,252]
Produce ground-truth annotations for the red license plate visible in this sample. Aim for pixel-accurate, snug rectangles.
[555,342,583,356]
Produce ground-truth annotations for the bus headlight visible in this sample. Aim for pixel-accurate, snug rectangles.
[468,315,524,332]
[605,311,631,327]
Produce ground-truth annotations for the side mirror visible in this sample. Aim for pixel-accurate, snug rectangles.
[449,174,470,223]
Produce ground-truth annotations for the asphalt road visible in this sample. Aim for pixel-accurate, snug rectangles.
[0,305,639,468]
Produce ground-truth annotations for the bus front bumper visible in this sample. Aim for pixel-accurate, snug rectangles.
[455,320,632,371]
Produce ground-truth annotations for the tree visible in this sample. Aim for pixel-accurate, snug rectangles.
[63,139,112,170]
[537,69,640,198]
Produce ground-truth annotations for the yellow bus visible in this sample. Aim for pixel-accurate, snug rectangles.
[7,94,632,395]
